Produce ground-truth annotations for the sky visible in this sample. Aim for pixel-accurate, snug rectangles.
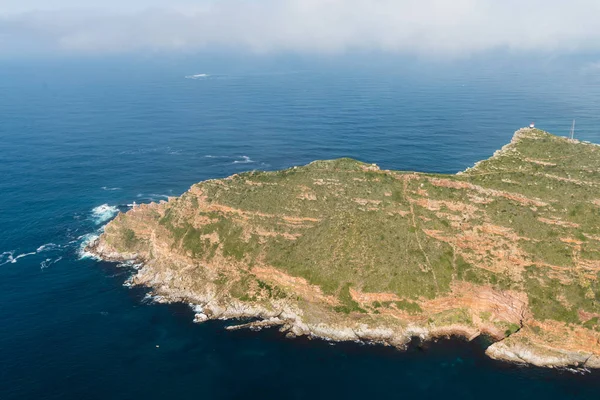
[1,0,600,57]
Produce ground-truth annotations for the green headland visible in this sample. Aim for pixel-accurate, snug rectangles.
[89,128,600,368]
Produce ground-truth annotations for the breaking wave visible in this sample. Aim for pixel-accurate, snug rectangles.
[190,304,204,313]
[90,204,119,225]
[77,203,127,259]
[2,201,131,268]
[40,257,62,269]
[37,243,59,252]
[77,233,100,260]
[101,186,121,191]
[205,155,256,164]
[134,193,171,203]
[232,156,255,164]
[142,293,165,304]
[123,276,134,288]
[0,250,34,266]
[0,242,63,267]
[3,200,157,267]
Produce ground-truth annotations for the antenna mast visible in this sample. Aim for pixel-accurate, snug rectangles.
[569,120,575,140]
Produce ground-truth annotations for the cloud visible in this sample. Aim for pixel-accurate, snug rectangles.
[2,0,600,56]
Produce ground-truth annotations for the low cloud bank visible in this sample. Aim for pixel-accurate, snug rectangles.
[1,0,600,56]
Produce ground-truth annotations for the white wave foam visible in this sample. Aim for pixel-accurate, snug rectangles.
[14,252,35,260]
[564,367,591,375]
[40,256,62,269]
[189,304,208,322]
[0,250,37,266]
[135,193,170,202]
[0,251,15,266]
[0,242,65,267]
[37,243,59,252]
[91,204,119,225]
[189,303,204,313]
[142,293,154,303]
[78,233,100,260]
[142,293,166,304]
[205,155,255,163]
[185,73,209,79]
[101,186,121,191]
[205,155,231,159]
[149,193,169,199]
[117,260,138,268]
[232,156,254,164]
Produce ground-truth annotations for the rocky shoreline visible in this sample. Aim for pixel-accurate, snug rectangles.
[86,128,600,370]
[86,238,600,370]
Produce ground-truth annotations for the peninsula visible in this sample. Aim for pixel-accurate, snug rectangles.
[88,128,600,368]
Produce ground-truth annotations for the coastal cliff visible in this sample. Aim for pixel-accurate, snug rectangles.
[88,128,600,369]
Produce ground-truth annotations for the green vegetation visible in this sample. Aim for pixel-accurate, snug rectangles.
[583,317,599,331]
[504,323,521,337]
[430,308,473,326]
[393,300,423,314]
[334,283,367,314]
[524,264,600,324]
[104,128,600,330]
[122,228,137,248]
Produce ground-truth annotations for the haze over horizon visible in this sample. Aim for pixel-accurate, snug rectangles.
[2,0,600,57]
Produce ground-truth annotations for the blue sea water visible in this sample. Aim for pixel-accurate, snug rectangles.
[1,54,600,399]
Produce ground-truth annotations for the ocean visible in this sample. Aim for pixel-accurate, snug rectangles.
[1,54,600,399]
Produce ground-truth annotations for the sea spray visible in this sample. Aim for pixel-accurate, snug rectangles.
[90,204,119,225]
[78,233,101,260]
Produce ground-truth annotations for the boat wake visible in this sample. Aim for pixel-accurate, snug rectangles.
[185,73,210,79]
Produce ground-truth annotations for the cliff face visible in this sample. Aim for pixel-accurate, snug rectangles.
[89,128,600,369]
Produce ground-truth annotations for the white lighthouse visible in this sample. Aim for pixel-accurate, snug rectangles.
[529,122,535,128]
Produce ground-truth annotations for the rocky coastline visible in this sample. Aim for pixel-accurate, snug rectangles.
[86,231,600,369]
[87,128,600,370]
